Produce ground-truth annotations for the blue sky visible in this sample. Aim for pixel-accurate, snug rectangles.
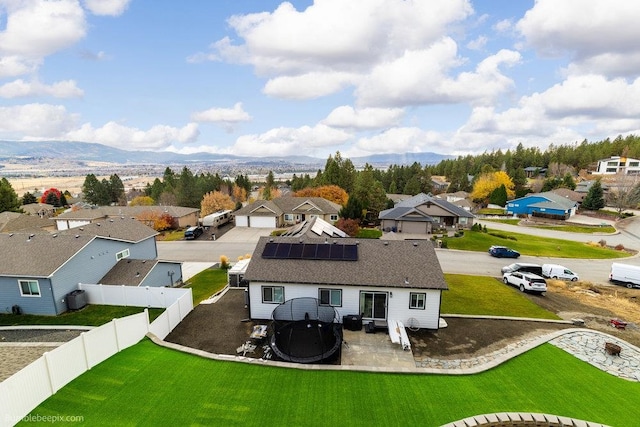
[1,0,639,159]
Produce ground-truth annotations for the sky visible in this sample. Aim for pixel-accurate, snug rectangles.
[1,0,640,160]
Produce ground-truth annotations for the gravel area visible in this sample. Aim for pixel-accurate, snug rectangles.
[0,329,85,343]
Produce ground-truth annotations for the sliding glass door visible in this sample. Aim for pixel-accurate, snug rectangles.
[359,291,388,321]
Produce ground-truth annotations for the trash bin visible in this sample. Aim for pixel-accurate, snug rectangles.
[67,289,87,310]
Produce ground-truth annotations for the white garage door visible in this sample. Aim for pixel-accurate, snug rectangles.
[250,216,276,228]
[235,215,249,227]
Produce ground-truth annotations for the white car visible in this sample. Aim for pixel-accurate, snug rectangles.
[502,272,547,294]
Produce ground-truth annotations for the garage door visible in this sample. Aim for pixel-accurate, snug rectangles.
[235,215,249,227]
[249,216,276,228]
[401,221,428,234]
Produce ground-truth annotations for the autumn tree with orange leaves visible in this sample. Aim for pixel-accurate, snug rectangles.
[201,191,235,216]
[136,210,173,231]
[293,185,348,206]
[470,171,515,203]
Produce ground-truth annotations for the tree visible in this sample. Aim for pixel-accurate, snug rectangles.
[232,185,247,204]
[201,191,235,216]
[334,218,360,237]
[489,184,508,207]
[176,167,199,208]
[606,174,640,216]
[108,174,126,205]
[352,164,388,215]
[21,191,37,205]
[41,188,62,207]
[339,195,364,221]
[403,176,421,195]
[0,178,21,212]
[82,174,110,205]
[581,179,605,211]
[470,171,515,203]
[136,210,173,231]
[293,185,348,206]
[130,196,155,206]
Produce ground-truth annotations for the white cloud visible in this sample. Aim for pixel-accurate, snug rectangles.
[322,106,404,130]
[263,71,358,100]
[65,122,200,150]
[348,127,444,156]
[0,79,83,98]
[517,0,640,76]
[466,36,487,51]
[0,55,39,78]
[229,124,352,157]
[494,19,512,33]
[82,0,131,16]
[0,103,79,138]
[0,0,86,58]
[191,102,252,131]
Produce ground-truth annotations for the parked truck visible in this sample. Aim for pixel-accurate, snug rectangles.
[609,263,640,289]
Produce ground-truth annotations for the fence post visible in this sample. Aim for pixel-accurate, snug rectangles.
[144,308,150,332]
[43,352,56,395]
[122,285,127,306]
[81,332,90,370]
[112,319,121,352]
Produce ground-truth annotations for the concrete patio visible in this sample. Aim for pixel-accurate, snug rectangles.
[340,328,415,369]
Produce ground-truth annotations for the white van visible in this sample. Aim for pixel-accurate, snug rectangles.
[609,263,640,289]
[542,264,579,281]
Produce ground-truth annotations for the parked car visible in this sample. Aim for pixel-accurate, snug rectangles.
[489,245,520,258]
[609,263,640,289]
[501,262,542,275]
[541,264,579,281]
[503,272,547,294]
[184,226,203,240]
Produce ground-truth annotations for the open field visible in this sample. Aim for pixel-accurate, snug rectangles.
[6,174,157,197]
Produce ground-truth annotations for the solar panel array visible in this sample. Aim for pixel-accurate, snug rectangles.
[262,242,358,261]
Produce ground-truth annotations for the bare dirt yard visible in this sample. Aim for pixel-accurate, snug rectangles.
[165,280,640,362]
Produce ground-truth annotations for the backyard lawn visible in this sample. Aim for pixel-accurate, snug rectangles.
[24,338,639,426]
[183,267,228,303]
[441,274,561,319]
[0,305,164,327]
[444,228,629,259]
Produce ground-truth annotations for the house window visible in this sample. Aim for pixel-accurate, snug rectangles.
[630,162,639,167]
[19,280,40,297]
[606,168,617,173]
[409,292,426,310]
[262,286,284,304]
[284,214,294,221]
[116,249,130,261]
[329,214,338,222]
[607,161,618,166]
[319,288,342,307]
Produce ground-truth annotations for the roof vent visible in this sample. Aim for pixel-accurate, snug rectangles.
[79,227,84,231]
[413,242,418,247]
[96,223,101,226]
[404,277,409,285]
[75,235,80,238]
[52,234,57,238]
[8,233,13,237]
[384,241,389,246]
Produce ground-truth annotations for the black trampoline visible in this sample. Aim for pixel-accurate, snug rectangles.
[269,297,342,364]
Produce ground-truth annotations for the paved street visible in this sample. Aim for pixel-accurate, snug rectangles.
[157,214,640,286]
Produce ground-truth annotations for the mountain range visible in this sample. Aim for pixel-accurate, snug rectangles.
[0,140,452,169]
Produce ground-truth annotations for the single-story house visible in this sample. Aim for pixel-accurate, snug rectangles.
[550,188,584,204]
[379,193,475,234]
[243,236,448,330]
[55,205,200,230]
[279,217,347,239]
[523,166,547,178]
[0,211,55,233]
[234,197,341,229]
[506,191,578,219]
[575,180,608,195]
[20,203,56,218]
[593,156,640,175]
[0,217,182,315]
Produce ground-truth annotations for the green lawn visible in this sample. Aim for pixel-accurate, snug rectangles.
[528,224,616,233]
[0,305,164,327]
[24,339,638,426]
[442,274,560,319]
[484,218,521,225]
[184,267,229,303]
[357,228,383,238]
[444,229,629,259]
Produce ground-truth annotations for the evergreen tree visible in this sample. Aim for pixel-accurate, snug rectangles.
[489,184,508,206]
[339,196,364,221]
[403,176,421,195]
[562,173,576,190]
[176,167,199,208]
[581,180,605,210]
[108,174,126,205]
[21,191,37,205]
[82,174,110,205]
[0,178,22,212]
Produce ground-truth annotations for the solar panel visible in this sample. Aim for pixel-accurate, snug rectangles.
[315,244,331,259]
[262,242,278,258]
[263,241,358,260]
[275,242,292,258]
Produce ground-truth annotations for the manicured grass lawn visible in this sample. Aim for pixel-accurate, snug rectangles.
[184,267,228,303]
[0,305,164,327]
[357,228,383,238]
[444,229,629,259]
[442,274,560,319]
[483,218,521,225]
[476,208,505,215]
[155,229,185,241]
[25,339,638,426]
[528,224,616,233]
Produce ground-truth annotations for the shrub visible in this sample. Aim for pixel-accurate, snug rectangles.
[598,239,607,247]
[440,239,448,248]
[615,244,625,251]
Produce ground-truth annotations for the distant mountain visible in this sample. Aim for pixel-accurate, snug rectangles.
[0,140,451,167]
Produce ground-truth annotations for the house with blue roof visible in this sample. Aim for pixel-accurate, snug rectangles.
[378,193,475,234]
[506,191,578,219]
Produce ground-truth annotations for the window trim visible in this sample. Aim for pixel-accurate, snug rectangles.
[262,286,284,304]
[329,214,338,222]
[116,248,130,261]
[319,288,342,307]
[409,292,426,310]
[19,279,41,297]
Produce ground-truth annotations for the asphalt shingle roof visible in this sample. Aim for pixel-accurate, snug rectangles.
[56,205,199,220]
[244,236,447,290]
[382,192,474,219]
[99,259,157,286]
[234,197,341,217]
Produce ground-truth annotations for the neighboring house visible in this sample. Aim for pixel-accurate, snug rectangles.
[435,191,474,212]
[550,188,584,204]
[523,166,547,178]
[55,205,199,230]
[506,191,578,219]
[234,197,341,229]
[0,211,55,233]
[20,203,56,218]
[379,193,475,234]
[593,156,640,175]
[243,236,448,330]
[279,217,347,239]
[0,217,182,315]
[99,258,181,288]
[430,176,450,193]
[575,180,609,195]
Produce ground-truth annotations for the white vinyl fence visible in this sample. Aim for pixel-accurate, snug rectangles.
[0,285,192,427]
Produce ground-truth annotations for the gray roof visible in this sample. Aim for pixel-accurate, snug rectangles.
[378,207,434,222]
[56,205,199,220]
[244,236,447,290]
[0,212,54,233]
[385,193,474,219]
[0,218,158,277]
[514,191,578,210]
[279,217,347,238]
[235,197,341,217]
[99,259,157,286]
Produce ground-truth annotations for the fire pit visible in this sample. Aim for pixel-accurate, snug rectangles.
[605,342,622,356]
